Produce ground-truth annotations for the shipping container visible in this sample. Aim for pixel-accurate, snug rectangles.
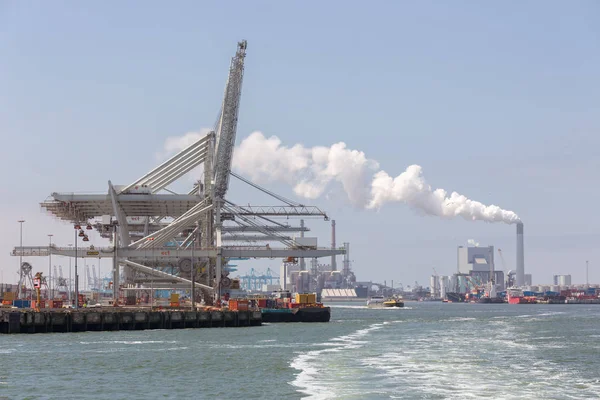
[13,299,31,308]
[257,299,268,308]
[237,299,249,311]
[306,293,317,304]
[170,293,180,303]
[3,292,15,301]
[31,300,46,309]
[48,300,63,309]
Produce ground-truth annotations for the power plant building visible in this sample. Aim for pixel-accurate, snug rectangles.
[554,274,572,286]
[456,245,505,292]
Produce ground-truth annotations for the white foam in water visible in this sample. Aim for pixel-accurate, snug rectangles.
[290,322,387,399]
[79,340,177,345]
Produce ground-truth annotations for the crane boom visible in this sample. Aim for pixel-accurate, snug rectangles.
[213,40,247,199]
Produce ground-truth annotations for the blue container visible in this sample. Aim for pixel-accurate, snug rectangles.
[13,299,31,308]
[586,287,596,295]
[523,291,535,297]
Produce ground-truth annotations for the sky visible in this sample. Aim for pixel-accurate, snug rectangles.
[1,1,599,288]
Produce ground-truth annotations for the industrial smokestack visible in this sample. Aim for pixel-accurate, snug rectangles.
[516,222,524,287]
[331,220,337,271]
[343,242,350,275]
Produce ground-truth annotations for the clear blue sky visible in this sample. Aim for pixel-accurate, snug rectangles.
[1,1,599,286]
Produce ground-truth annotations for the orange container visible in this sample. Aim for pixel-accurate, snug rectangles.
[170,302,180,307]
[229,299,238,311]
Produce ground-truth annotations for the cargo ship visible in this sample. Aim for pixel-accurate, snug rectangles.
[227,290,331,323]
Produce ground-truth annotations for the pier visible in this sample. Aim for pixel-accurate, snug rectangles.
[0,308,262,334]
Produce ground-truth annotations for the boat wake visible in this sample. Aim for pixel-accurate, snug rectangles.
[290,321,389,399]
[328,304,412,310]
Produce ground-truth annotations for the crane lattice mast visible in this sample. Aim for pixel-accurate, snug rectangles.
[213,40,247,200]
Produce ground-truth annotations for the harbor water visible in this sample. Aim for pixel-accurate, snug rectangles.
[1,302,599,399]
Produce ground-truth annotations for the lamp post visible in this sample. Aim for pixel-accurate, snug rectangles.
[74,224,90,309]
[48,234,53,300]
[191,233,195,311]
[17,220,25,299]
[68,244,73,303]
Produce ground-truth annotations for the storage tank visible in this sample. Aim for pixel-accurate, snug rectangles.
[429,275,439,296]
[440,276,449,299]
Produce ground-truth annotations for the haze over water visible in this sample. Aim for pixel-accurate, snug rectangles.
[2,303,599,399]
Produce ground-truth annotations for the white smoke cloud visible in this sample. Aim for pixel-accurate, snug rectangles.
[232,132,379,207]
[160,130,521,224]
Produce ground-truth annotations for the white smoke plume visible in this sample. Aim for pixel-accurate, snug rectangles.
[467,239,480,247]
[368,165,521,223]
[232,132,521,224]
[161,131,521,224]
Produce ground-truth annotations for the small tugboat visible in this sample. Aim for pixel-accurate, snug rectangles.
[367,295,404,308]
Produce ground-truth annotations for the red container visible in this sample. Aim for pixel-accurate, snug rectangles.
[237,300,249,311]
[31,300,46,309]
[257,299,268,308]
[48,300,63,308]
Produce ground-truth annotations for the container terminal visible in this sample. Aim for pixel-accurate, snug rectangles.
[4,40,342,329]
[3,40,595,317]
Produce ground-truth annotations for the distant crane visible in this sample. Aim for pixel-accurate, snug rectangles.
[498,248,510,287]
[239,268,280,291]
[86,266,92,291]
[92,266,98,290]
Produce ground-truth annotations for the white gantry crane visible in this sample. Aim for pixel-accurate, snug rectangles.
[12,40,345,304]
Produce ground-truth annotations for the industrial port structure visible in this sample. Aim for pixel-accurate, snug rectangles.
[10,40,345,306]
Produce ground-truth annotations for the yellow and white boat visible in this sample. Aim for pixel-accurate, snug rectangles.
[367,296,404,308]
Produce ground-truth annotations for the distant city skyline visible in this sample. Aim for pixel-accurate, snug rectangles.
[1,1,599,287]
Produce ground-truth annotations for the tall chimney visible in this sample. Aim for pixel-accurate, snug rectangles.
[331,220,337,271]
[516,222,524,287]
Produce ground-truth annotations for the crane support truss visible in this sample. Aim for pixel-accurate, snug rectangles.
[12,246,344,259]
[222,225,309,233]
[120,133,211,194]
[41,193,200,221]
[226,204,328,218]
[222,235,292,241]
[121,260,213,291]
[130,200,212,249]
